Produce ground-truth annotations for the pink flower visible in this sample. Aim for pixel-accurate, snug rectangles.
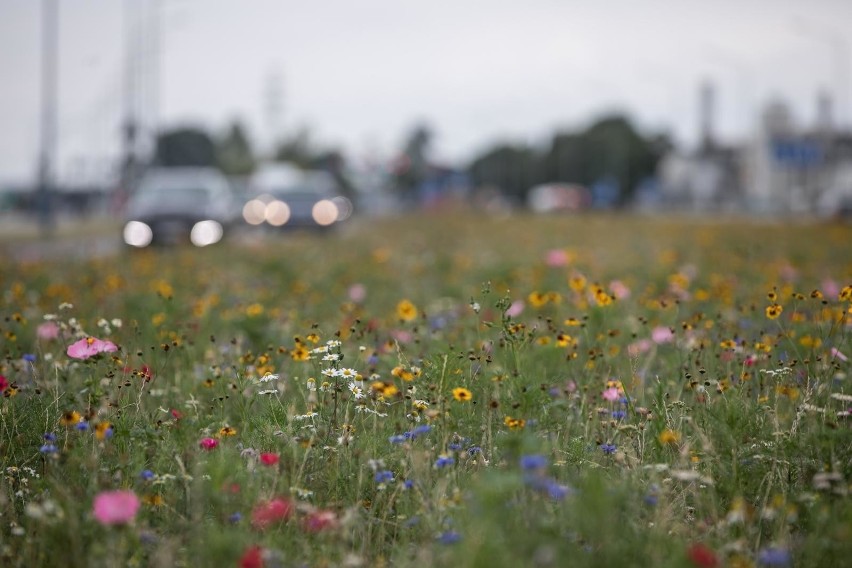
[505,300,525,318]
[0,375,7,392]
[602,387,620,402]
[651,326,674,344]
[390,329,413,344]
[609,280,631,299]
[628,339,653,356]
[545,249,569,267]
[251,497,293,530]
[199,437,219,450]
[67,337,117,360]
[302,509,339,533]
[37,321,60,341]
[348,283,366,303]
[831,348,848,362]
[92,490,140,525]
[259,452,279,466]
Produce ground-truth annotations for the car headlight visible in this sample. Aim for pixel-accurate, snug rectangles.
[190,220,223,247]
[312,199,338,226]
[123,221,153,247]
[265,200,291,226]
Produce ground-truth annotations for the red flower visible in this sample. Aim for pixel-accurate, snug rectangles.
[259,452,279,466]
[251,497,293,530]
[687,543,718,568]
[170,409,183,421]
[238,545,264,568]
[199,437,219,450]
[0,375,7,392]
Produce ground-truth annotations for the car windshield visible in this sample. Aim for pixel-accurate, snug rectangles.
[132,186,211,207]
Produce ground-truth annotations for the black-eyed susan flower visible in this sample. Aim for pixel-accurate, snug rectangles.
[60,410,82,427]
[94,421,113,441]
[765,304,783,319]
[396,299,418,322]
[840,285,852,302]
[219,426,237,437]
[452,387,472,402]
[658,429,681,445]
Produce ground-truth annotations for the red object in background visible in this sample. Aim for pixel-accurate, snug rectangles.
[687,543,718,568]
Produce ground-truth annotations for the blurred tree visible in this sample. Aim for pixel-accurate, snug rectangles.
[393,123,433,199]
[273,127,316,168]
[468,144,537,202]
[216,120,256,176]
[154,127,217,168]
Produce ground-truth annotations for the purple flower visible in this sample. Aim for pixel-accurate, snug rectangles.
[43,432,57,442]
[437,531,462,545]
[601,443,617,455]
[758,547,790,566]
[374,470,394,484]
[139,469,156,481]
[434,455,455,468]
[389,434,407,444]
[228,512,242,524]
[23,353,37,362]
[467,446,482,456]
[448,442,462,452]
[39,443,58,454]
[519,454,548,470]
[612,410,626,420]
[410,425,432,438]
[403,479,415,490]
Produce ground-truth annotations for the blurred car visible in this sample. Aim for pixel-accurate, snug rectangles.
[122,167,238,248]
[241,164,352,230]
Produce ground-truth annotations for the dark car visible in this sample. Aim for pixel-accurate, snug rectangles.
[241,164,351,230]
[122,167,238,247]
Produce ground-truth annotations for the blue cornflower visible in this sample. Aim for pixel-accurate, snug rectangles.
[758,547,791,566]
[76,421,89,431]
[40,443,58,454]
[403,479,415,490]
[140,469,156,481]
[410,425,432,439]
[434,455,454,468]
[374,470,394,484]
[612,410,626,420]
[23,354,36,363]
[519,454,548,470]
[467,446,482,456]
[447,442,462,452]
[227,512,242,524]
[389,434,407,444]
[545,480,571,501]
[43,432,57,442]
[437,531,462,545]
[601,443,617,455]
[643,494,658,507]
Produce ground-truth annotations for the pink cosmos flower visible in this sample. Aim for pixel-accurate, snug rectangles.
[545,249,569,267]
[651,326,674,344]
[831,348,848,362]
[251,497,293,530]
[628,339,653,357]
[259,452,279,466]
[602,387,620,402]
[505,300,525,318]
[348,283,366,303]
[199,437,219,450]
[67,337,117,360]
[609,280,631,299]
[37,321,60,341]
[92,490,140,525]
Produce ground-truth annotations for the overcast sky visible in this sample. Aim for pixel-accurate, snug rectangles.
[1,0,851,185]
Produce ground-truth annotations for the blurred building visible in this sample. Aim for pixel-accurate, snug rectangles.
[658,83,852,216]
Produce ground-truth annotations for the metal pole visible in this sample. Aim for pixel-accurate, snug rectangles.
[37,0,58,236]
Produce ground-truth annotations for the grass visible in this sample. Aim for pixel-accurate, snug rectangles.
[1,211,851,567]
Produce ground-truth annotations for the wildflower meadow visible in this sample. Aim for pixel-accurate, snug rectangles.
[1,212,850,567]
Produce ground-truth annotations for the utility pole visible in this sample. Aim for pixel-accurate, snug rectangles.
[37,0,58,236]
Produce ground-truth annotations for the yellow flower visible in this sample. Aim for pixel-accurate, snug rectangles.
[839,285,852,302]
[218,426,237,437]
[658,429,681,445]
[396,299,418,322]
[564,317,582,327]
[142,494,165,506]
[245,303,264,317]
[569,275,587,292]
[503,416,526,430]
[60,410,82,427]
[291,345,311,361]
[528,291,548,308]
[452,387,472,402]
[94,421,112,441]
[593,285,613,307]
[765,304,783,319]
